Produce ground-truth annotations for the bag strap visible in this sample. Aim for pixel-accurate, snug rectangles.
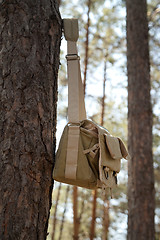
[63,18,86,123]
[63,19,86,180]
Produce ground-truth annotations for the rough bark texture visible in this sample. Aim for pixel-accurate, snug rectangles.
[0,1,61,239]
[126,0,155,239]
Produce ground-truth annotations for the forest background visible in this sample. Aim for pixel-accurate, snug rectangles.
[47,0,160,239]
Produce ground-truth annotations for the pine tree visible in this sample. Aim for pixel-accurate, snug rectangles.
[126,0,155,239]
[0,1,61,239]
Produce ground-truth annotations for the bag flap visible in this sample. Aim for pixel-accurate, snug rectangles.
[118,137,130,160]
[104,134,122,160]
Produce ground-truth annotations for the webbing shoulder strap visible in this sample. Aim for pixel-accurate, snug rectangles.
[63,18,86,122]
[63,19,86,179]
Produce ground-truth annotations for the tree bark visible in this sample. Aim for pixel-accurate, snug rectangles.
[126,0,155,239]
[0,1,61,239]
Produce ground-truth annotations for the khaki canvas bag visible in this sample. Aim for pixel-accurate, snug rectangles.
[53,19,130,192]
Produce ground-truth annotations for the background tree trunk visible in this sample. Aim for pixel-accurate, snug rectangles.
[83,0,91,96]
[101,60,109,240]
[90,190,97,240]
[58,185,70,240]
[0,1,61,239]
[126,0,155,239]
[101,60,107,125]
[102,199,109,240]
[90,58,108,240]
[52,183,62,240]
[73,186,79,240]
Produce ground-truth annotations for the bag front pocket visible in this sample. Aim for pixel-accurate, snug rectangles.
[100,134,121,173]
[80,128,99,180]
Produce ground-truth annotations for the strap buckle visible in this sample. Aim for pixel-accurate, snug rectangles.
[66,54,80,61]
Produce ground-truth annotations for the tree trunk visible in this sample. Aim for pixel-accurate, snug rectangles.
[78,191,85,225]
[90,190,97,240]
[101,60,107,126]
[58,185,70,240]
[101,60,110,240]
[83,0,91,96]
[52,183,62,240]
[102,199,109,240]
[90,58,108,240]
[73,186,79,240]
[0,1,61,239]
[126,0,155,239]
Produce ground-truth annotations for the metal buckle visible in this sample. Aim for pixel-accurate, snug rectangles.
[66,54,80,61]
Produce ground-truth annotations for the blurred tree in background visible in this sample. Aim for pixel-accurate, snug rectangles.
[126,0,155,238]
